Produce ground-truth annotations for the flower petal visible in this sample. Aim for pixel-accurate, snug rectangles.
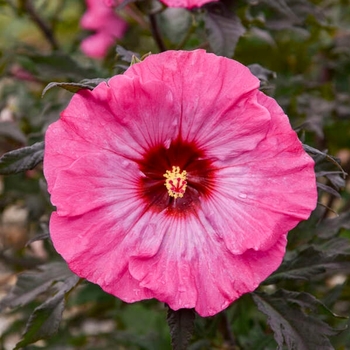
[45,50,317,317]
[126,50,269,157]
[50,198,167,303]
[200,91,317,254]
[129,212,287,316]
[80,0,127,58]
[159,0,219,9]
[80,33,115,59]
[50,152,141,217]
[44,76,179,192]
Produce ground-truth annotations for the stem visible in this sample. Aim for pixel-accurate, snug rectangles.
[176,15,197,50]
[176,24,195,50]
[221,311,237,348]
[24,0,59,51]
[124,4,149,29]
[149,13,166,52]
[50,0,67,34]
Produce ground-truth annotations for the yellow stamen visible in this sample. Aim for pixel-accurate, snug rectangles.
[163,166,187,199]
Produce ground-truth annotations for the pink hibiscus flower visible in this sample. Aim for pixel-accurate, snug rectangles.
[44,50,317,317]
[80,0,127,58]
[159,0,218,8]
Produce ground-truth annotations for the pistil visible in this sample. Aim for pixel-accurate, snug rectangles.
[163,166,187,198]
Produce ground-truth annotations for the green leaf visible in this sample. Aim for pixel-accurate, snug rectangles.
[42,82,92,96]
[0,262,75,311]
[303,144,345,177]
[26,232,50,246]
[14,275,80,349]
[0,141,44,175]
[42,78,108,97]
[316,212,350,239]
[159,8,192,46]
[18,52,96,81]
[116,45,140,63]
[0,121,27,144]
[252,290,341,350]
[204,7,245,57]
[316,171,346,190]
[261,0,298,20]
[167,307,195,350]
[248,63,277,91]
[317,182,341,198]
[265,246,350,284]
[248,64,276,83]
[303,144,347,197]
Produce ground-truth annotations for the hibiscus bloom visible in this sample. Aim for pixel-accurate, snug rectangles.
[80,0,127,58]
[160,0,218,8]
[44,50,317,317]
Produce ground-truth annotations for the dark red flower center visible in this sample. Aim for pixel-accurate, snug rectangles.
[138,138,216,216]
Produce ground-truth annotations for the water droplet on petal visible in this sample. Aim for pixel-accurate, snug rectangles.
[221,301,229,309]
[239,193,247,199]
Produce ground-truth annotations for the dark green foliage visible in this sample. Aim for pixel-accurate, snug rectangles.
[167,308,195,350]
[0,122,27,145]
[248,63,276,82]
[0,262,76,311]
[0,141,44,175]
[252,290,342,350]
[316,213,350,239]
[17,53,97,82]
[266,245,350,284]
[42,78,108,96]
[116,45,141,63]
[204,6,245,57]
[0,262,79,348]
[14,275,80,349]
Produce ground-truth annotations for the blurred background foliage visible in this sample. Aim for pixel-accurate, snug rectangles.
[0,0,350,349]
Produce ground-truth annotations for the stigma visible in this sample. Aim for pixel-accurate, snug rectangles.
[163,166,187,199]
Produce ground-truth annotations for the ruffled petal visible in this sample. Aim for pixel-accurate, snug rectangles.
[50,211,154,303]
[44,77,179,192]
[199,92,317,254]
[125,50,268,156]
[50,152,141,217]
[129,211,287,316]
[50,198,167,303]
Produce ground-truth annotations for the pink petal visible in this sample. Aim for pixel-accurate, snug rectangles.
[45,50,317,317]
[81,0,126,35]
[44,76,179,192]
[80,0,127,58]
[129,212,287,316]
[126,50,266,153]
[160,0,219,9]
[50,152,141,217]
[80,33,115,58]
[199,92,317,254]
[50,212,154,303]
[50,184,168,303]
